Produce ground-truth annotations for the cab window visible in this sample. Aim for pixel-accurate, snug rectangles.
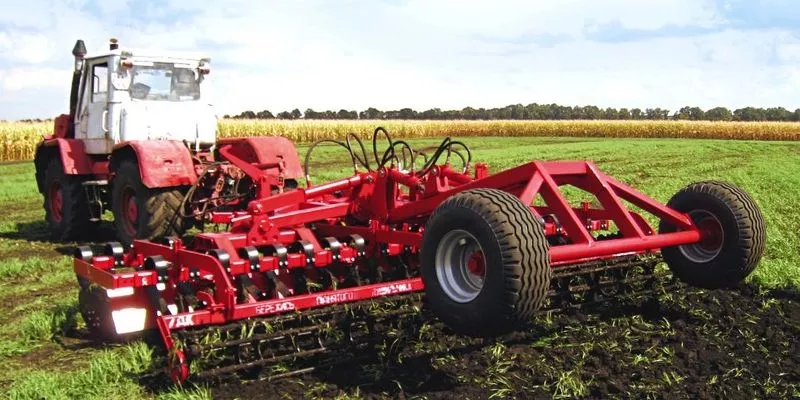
[92,63,108,103]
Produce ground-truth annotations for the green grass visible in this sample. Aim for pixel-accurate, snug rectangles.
[19,300,80,342]
[6,341,212,400]
[553,369,589,399]
[0,256,72,278]
[0,135,797,398]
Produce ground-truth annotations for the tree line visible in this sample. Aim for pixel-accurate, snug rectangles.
[225,104,800,122]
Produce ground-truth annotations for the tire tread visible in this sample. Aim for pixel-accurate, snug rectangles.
[423,188,551,336]
[43,158,90,241]
[659,180,765,288]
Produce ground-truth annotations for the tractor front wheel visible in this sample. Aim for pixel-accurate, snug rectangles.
[111,159,185,247]
[659,181,766,289]
[42,158,90,241]
[421,188,551,337]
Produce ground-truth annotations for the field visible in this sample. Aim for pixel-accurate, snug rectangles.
[1,135,799,399]
[3,119,800,161]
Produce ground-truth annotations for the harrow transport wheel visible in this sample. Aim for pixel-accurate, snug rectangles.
[659,181,766,289]
[42,158,90,241]
[111,159,186,247]
[421,188,551,337]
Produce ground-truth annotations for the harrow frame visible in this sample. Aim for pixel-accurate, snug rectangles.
[72,130,755,383]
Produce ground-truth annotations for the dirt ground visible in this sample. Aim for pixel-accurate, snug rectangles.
[201,284,800,399]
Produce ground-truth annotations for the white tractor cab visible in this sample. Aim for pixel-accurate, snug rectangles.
[34,38,222,245]
[73,38,217,154]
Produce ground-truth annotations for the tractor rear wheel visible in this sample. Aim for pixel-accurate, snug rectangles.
[42,158,90,241]
[111,159,185,247]
[421,188,551,337]
[659,181,766,289]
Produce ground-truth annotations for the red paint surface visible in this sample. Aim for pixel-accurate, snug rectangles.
[73,154,711,384]
[115,140,197,188]
[217,137,303,179]
[37,138,93,174]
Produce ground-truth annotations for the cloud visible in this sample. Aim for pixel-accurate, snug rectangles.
[720,0,800,30]
[0,67,69,91]
[402,0,721,39]
[0,32,58,64]
[0,0,798,120]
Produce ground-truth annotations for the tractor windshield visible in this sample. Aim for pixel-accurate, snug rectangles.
[129,63,201,101]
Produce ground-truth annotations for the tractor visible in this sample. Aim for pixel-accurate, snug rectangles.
[42,39,766,384]
[34,38,295,247]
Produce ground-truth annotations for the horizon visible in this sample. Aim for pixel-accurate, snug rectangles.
[1,0,798,120]
[4,103,799,123]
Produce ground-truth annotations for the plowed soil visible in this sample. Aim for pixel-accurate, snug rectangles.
[206,284,800,399]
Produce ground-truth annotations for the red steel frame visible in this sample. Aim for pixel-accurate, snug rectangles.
[73,156,705,382]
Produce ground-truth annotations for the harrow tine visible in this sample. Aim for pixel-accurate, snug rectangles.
[292,269,309,295]
[317,267,337,291]
[142,256,171,315]
[343,235,367,286]
[265,271,292,298]
[194,347,330,378]
[365,260,384,284]
[236,275,265,302]
[389,255,410,280]
[172,294,423,381]
[175,282,200,313]
[342,264,362,288]
[166,255,677,384]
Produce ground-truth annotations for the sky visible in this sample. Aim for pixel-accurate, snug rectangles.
[0,0,798,120]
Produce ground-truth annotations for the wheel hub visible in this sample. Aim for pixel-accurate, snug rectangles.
[680,210,724,263]
[122,188,138,235]
[466,251,485,277]
[435,229,486,303]
[49,182,64,222]
[696,216,724,251]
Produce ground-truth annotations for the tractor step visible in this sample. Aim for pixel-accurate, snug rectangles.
[81,180,108,186]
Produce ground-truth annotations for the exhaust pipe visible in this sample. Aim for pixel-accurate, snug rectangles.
[68,39,87,137]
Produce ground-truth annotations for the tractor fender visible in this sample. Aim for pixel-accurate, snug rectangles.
[34,138,92,193]
[110,141,197,189]
[217,137,303,179]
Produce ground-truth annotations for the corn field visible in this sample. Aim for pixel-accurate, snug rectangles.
[2,119,800,162]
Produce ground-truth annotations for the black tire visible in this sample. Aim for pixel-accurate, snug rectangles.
[658,181,766,289]
[111,159,185,247]
[42,158,90,241]
[420,188,551,337]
